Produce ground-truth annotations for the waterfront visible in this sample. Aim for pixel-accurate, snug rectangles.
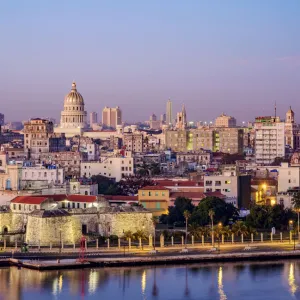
[1,260,300,299]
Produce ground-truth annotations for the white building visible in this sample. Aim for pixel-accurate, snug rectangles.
[81,151,134,181]
[277,162,300,192]
[254,116,285,165]
[22,164,64,186]
[55,82,87,137]
[204,175,238,199]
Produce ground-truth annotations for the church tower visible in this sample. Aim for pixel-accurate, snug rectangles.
[176,104,187,130]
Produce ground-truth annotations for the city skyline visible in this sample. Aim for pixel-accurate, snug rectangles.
[1,1,300,123]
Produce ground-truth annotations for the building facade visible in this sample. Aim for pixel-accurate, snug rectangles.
[102,106,122,128]
[166,99,172,126]
[254,116,285,165]
[23,118,66,160]
[215,113,236,127]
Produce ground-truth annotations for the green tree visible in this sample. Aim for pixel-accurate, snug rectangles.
[123,230,134,240]
[232,221,248,236]
[188,223,201,238]
[191,197,238,226]
[183,210,191,247]
[152,216,159,250]
[167,197,194,225]
[292,192,300,233]
[133,230,148,241]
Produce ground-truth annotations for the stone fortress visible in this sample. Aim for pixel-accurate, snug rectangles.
[0,194,154,246]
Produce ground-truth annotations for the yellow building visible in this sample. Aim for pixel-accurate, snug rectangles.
[138,186,170,216]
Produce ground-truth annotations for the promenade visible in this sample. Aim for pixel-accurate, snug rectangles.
[1,240,300,270]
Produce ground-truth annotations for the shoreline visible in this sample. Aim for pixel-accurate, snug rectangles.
[2,250,300,271]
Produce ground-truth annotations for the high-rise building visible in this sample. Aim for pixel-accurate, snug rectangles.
[90,112,98,126]
[166,99,172,126]
[160,114,166,123]
[0,113,4,126]
[215,113,236,127]
[102,106,122,129]
[254,116,285,165]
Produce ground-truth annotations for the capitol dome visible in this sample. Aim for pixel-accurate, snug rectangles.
[60,81,87,129]
[64,82,84,105]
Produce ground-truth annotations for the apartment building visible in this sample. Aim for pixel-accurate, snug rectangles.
[254,116,285,165]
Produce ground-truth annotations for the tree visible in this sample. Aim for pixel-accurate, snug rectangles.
[198,226,211,238]
[133,230,148,241]
[188,223,201,238]
[246,204,295,230]
[91,175,119,195]
[232,221,248,236]
[123,230,134,240]
[152,216,159,250]
[191,197,238,226]
[221,225,232,241]
[166,197,194,225]
[208,209,215,245]
[292,192,300,233]
[183,210,191,248]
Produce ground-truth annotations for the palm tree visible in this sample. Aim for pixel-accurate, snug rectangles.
[232,221,248,237]
[221,225,232,242]
[152,216,159,250]
[208,209,215,246]
[292,192,300,233]
[199,226,211,238]
[123,230,134,240]
[188,223,201,239]
[183,210,191,248]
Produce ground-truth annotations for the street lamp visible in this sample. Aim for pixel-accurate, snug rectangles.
[289,220,295,251]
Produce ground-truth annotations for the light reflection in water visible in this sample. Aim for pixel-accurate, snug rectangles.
[141,270,146,298]
[288,263,298,295]
[52,274,63,295]
[218,267,227,300]
[89,270,99,294]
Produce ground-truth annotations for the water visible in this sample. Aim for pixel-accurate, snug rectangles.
[1,260,300,300]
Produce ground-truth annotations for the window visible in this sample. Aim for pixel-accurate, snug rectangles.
[225,180,231,184]
[215,181,221,186]
[155,192,158,196]
[68,202,71,208]
[85,191,88,195]
[84,203,87,209]
[77,203,80,208]
[142,192,145,196]
[149,191,152,196]
[13,204,16,210]
[62,202,65,208]
[34,205,37,210]
[156,202,161,209]
[19,204,21,210]
[162,192,165,196]
[72,203,75,208]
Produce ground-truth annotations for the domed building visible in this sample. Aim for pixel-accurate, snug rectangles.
[55,82,87,137]
[60,82,87,129]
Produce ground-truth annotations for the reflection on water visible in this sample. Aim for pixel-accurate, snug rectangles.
[289,263,298,296]
[1,260,300,299]
[218,267,227,300]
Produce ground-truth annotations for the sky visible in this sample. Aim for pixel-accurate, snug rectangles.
[1,0,300,124]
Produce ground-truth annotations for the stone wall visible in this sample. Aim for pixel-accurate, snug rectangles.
[98,212,154,237]
[25,215,82,246]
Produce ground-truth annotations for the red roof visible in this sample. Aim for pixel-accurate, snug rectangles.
[204,191,226,199]
[104,195,138,201]
[153,180,203,187]
[170,192,206,199]
[11,196,48,205]
[140,186,169,191]
[11,194,98,204]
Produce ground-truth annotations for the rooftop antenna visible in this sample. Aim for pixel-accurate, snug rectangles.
[275,101,277,118]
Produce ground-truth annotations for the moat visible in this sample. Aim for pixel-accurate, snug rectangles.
[1,260,300,299]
